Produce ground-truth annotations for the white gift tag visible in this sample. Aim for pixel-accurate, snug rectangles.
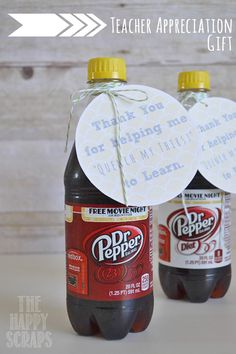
[189,97,236,193]
[76,84,199,206]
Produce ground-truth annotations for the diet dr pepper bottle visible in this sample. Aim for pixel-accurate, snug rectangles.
[158,71,232,302]
[64,58,153,339]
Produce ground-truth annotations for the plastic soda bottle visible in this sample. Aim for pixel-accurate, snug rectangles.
[158,71,231,302]
[64,57,154,339]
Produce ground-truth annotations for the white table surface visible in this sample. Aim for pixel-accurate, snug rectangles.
[0,251,235,354]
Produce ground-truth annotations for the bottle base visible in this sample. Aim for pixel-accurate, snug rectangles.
[159,264,231,303]
[67,293,154,340]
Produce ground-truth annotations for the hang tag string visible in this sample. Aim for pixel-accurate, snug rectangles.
[65,82,149,206]
[179,90,209,222]
[181,192,192,224]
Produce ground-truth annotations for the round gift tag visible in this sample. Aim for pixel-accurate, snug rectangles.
[76,84,199,206]
[189,97,236,193]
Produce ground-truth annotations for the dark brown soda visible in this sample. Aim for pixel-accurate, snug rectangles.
[159,171,231,303]
[65,142,154,339]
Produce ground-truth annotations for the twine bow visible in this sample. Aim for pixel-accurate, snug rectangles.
[65,82,149,206]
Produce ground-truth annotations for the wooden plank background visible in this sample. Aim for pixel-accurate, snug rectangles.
[0,0,236,253]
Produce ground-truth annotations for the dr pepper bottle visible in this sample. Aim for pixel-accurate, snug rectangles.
[158,71,232,302]
[64,58,154,339]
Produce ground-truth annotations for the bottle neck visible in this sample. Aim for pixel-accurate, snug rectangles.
[88,79,126,91]
[178,89,209,110]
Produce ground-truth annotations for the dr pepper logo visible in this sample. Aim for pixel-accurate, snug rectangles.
[91,225,144,265]
[167,207,221,241]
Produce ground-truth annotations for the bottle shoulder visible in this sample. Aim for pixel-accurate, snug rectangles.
[186,171,217,189]
[64,144,117,204]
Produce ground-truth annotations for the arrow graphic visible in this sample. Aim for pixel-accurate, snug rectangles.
[86,14,107,37]
[59,14,85,37]
[73,13,99,37]
[8,13,107,37]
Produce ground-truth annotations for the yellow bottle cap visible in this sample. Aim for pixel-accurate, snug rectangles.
[87,57,127,82]
[178,71,210,91]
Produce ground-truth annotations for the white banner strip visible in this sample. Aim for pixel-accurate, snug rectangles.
[8,13,107,37]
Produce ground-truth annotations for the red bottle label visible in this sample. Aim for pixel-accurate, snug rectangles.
[65,204,153,301]
[159,225,171,262]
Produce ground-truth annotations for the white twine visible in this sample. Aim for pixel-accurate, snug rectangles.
[181,192,192,224]
[179,90,209,223]
[65,82,149,206]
